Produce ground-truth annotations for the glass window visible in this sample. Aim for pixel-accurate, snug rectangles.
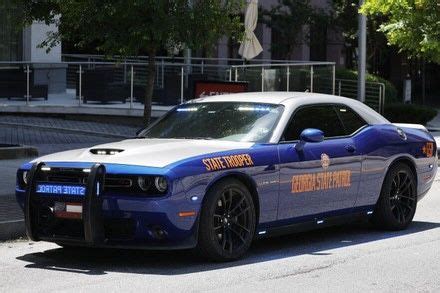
[283,105,345,141]
[139,102,284,143]
[0,1,23,61]
[335,105,367,135]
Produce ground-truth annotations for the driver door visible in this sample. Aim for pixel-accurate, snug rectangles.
[277,104,364,221]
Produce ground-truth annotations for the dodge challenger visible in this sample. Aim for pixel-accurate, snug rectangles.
[16,92,438,261]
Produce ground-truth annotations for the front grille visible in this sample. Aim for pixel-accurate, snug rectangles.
[105,177,132,188]
[41,169,132,189]
[35,168,165,197]
[39,168,89,185]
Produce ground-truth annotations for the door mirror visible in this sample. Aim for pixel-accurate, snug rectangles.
[295,128,324,151]
[300,128,324,143]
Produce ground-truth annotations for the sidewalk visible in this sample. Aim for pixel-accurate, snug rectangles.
[0,90,173,118]
[0,116,137,156]
[0,158,32,240]
[0,115,138,139]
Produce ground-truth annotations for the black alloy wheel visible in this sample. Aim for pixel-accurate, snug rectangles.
[198,178,256,261]
[372,163,417,230]
[389,169,416,224]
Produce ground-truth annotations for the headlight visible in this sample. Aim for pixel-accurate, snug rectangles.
[154,176,168,193]
[137,176,152,191]
[22,171,28,185]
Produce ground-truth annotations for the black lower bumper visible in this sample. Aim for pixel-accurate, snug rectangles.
[24,162,106,245]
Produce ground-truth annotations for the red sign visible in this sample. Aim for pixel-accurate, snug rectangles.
[194,80,248,99]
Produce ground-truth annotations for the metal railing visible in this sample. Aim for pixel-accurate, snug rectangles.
[0,61,233,109]
[229,62,336,95]
[336,79,385,113]
[62,53,307,66]
[0,59,385,116]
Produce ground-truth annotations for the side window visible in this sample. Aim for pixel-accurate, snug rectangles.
[335,105,367,135]
[283,105,345,141]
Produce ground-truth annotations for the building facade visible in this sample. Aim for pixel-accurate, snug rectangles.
[216,0,345,66]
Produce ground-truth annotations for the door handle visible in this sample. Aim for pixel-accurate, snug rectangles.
[345,144,356,153]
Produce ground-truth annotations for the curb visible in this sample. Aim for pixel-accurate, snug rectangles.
[0,219,25,241]
[0,145,39,160]
[0,121,130,139]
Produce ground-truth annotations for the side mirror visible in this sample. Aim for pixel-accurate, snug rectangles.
[295,128,324,151]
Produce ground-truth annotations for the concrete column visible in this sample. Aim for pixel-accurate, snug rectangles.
[23,21,61,62]
[217,36,229,66]
[261,23,272,60]
[22,21,66,94]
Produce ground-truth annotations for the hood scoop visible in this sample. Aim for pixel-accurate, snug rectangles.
[90,148,124,155]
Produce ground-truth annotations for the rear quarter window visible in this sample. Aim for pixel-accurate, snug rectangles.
[334,105,368,135]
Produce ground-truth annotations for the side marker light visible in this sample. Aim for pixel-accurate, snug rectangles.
[179,211,196,217]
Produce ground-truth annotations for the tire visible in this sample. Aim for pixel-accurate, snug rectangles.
[197,178,256,261]
[372,162,417,230]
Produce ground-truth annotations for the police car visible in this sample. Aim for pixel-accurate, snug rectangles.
[16,92,438,261]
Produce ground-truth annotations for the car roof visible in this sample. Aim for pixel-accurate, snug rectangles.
[191,92,296,104]
[190,91,389,125]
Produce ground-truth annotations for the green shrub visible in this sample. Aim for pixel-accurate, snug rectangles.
[335,68,398,104]
[384,103,437,125]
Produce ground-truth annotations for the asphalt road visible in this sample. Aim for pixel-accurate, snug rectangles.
[1,174,439,292]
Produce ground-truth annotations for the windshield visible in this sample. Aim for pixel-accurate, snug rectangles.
[139,102,284,143]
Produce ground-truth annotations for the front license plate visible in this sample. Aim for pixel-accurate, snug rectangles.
[36,183,86,196]
[54,202,83,219]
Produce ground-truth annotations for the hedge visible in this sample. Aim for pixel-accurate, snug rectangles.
[335,68,398,104]
[384,103,437,125]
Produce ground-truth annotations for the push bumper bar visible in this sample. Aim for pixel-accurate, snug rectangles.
[24,162,106,244]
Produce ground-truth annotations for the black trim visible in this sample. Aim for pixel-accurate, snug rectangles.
[279,103,369,144]
[257,211,369,239]
[83,164,106,243]
[24,162,45,241]
[24,162,106,245]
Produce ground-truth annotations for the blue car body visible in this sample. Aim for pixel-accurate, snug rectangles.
[15,93,438,249]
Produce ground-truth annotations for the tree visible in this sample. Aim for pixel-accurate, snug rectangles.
[361,0,440,64]
[331,0,390,73]
[260,0,326,60]
[17,0,244,125]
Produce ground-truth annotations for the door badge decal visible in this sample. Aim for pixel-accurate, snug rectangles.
[321,153,330,169]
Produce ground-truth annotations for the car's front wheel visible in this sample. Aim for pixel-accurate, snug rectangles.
[372,162,417,230]
[197,178,256,261]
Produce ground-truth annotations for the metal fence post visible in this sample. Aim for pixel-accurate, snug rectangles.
[161,60,165,88]
[235,68,238,82]
[332,65,336,95]
[338,80,342,96]
[180,66,184,104]
[78,64,83,106]
[310,65,314,93]
[130,65,134,109]
[201,60,204,75]
[228,69,232,82]
[123,61,127,84]
[156,63,159,88]
[25,65,30,106]
[286,66,290,92]
[378,85,382,114]
[261,67,265,92]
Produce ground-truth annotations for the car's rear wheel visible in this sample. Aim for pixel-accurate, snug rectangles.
[372,162,417,230]
[197,178,256,261]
